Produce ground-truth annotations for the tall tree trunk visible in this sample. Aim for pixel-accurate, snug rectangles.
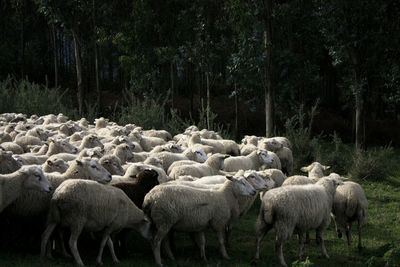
[92,0,100,107]
[19,1,25,79]
[206,71,211,129]
[354,72,364,150]
[234,83,239,140]
[72,30,84,115]
[264,0,273,137]
[170,61,174,108]
[51,23,58,88]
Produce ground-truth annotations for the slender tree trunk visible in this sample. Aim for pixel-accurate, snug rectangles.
[264,0,273,137]
[354,73,364,150]
[170,61,174,108]
[234,83,239,140]
[72,30,84,115]
[51,23,58,88]
[19,2,25,79]
[206,71,211,129]
[92,0,100,107]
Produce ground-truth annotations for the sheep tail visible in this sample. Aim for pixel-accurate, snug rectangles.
[262,203,274,225]
[345,197,358,218]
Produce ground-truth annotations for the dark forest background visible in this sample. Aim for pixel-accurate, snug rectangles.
[1,0,399,146]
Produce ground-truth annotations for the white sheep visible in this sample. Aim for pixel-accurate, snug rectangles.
[0,150,22,174]
[223,150,273,172]
[129,130,166,152]
[143,176,256,266]
[142,129,172,141]
[0,142,24,154]
[99,155,124,176]
[153,147,207,172]
[332,181,368,249]
[42,158,69,173]
[15,135,43,152]
[253,176,343,267]
[40,179,151,266]
[188,132,225,154]
[0,165,51,212]
[169,153,228,179]
[282,162,331,186]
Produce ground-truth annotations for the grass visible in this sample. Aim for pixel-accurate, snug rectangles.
[0,172,400,267]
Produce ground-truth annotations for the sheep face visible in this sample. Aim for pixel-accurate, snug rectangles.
[50,139,78,154]
[83,135,104,149]
[0,151,22,173]
[100,158,124,175]
[74,158,112,184]
[193,148,207,163]
[258,150,274,165]
[46,158,69,173]
[227,176,257,197]
[244,171,273,190]
[19,165,52,193]
[300,162,330,173]
[262,138,283,152]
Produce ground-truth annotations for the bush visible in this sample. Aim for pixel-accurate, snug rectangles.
[285,102,320,172]
[349,146,395,181]
[318,132,353,174]
[0,77,70,116]
[383,247,400,267]
[291,257,314,267]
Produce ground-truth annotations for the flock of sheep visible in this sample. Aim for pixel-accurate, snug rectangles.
[0,112,368,266]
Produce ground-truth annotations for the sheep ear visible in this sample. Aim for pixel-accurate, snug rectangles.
[300,167,309,173]
[75,159,83,166]
[103,160,109,164]
[47,160,53,166]
[323,165,331,170]
[225,175,234,181]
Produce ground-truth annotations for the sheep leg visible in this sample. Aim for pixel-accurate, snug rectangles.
[69,225,84,266]
[252,220,272,263]
[345,222,352,247]
[58,229,72,258]
[298,233,305,260]
[194,232,207,261]
[163,234,176,260]
[40,222,57,258]
[107,238,120,263]
[96,230,113,265]
[152,226,169,267]
[216,230,230,260]
[316,230,329,259]
[275,238,287,267]
[357,218,363,250]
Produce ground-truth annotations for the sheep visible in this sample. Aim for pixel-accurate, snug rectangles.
[168,153,228,179]
[143,129,172,141]
[256,169,287,188]
[46,138,79,156]
[332,181,368,250]
[143,176,256,266]
[219,139,240,156]
[0,132,12,143]
[223,150,273,172]
[143,156,163,169]
[253,176,343,267]
[260,150,282,170]
[259,137,292,151]
[0,165,51,213]
[282,162,331,186]
[99,155,124,176]
[5,158,112,218]
[113,163,169,184]
[12,153,48,165]
[129,130,166,152]
[258,139,293,175]
[15,135,43,152]
[40,179,151,266]
[300,162,331,179]
[78,147,104,159]
[112,143,134,164]
[42,158,69,173]
[26,127,49,141]
[241,135,260,146]
[75,134,104,150]
[149,143,183,154]
[189,132,225,154]
[240,143,258,156]
[112,169,160,255]
[0,150,22,174]
[0,142,24,154]
[153,147,207,172]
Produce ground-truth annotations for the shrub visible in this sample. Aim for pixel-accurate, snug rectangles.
[349,145,394,181]
[318,132,353,174]
[291,257,314,267]
[285,102,320,172]
[0,77,70,116]
[383,247,400,267]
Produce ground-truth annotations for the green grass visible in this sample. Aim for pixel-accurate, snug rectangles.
[1,175,400,267]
